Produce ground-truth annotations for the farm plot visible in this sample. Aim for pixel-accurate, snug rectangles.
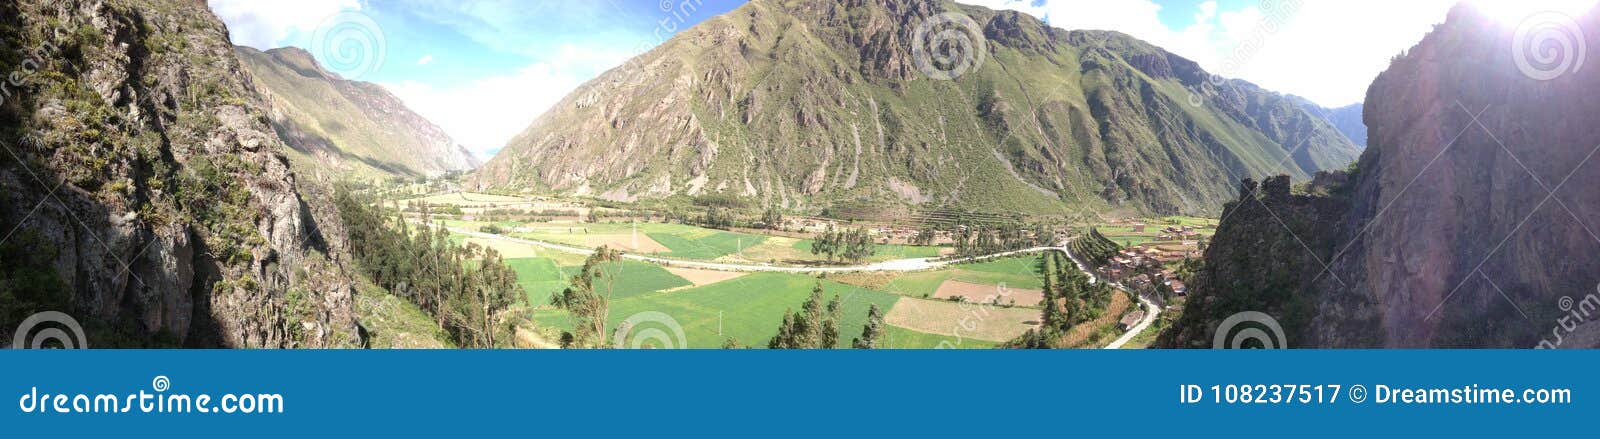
[883,297,1041,343]
[532,273,895,348]
[932,279,1044,308]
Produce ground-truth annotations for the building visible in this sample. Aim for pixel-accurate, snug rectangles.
[1119,310,1146,331]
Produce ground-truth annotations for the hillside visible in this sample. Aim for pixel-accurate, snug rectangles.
[1293,97,1366,147]
[0,0,360,347]
[471,0,1361,216]
[1160,4,1600,348]
[237,46,477,180]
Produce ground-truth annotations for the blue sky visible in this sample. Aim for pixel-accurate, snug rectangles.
[210,0,1533,159]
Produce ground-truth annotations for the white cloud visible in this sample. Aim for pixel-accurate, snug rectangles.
[381,45,635,161]
[959,0,1462,106]
[416,54,434,65]
[208,0,362,49]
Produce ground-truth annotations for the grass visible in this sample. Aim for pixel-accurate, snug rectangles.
[505,257,691,306]
[647,230,765,260]
[882,325,995,349]
[883,255,1047,298]
[352,280,453,349]
[557,260,692,301]
[531,273,916,348]
[505,257,568,305]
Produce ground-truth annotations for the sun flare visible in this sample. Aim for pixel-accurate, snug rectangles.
[1467,0,1599,24]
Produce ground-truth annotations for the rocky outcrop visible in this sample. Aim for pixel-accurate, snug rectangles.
[471,0,1360,216]
[1162,5,1600,348]
[237,46,478,179]
[0,0,359,347]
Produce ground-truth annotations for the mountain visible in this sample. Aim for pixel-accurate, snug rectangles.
[1292,97,1366,147]
[471,0,1361,216]
[236,46,478,180]
[1160,4,1600,348]
[0,0,359,347]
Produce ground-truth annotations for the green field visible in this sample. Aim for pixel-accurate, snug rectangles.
[646,230,766,260]
[881,325,995,349]
[883,254,1047,299]
[558,260,691,300]
[505,257,569,305]
[506,257,690,305]
[530,272,959,348]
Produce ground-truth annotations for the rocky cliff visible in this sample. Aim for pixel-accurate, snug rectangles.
[1161,4,1600,348]
[0,0,359,347]
[472,0,1360,216]
[237,46,478,180]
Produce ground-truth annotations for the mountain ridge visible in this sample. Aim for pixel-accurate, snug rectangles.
[237,46,478,180]
[471,0,1361,216]
[1160,3,1600,348]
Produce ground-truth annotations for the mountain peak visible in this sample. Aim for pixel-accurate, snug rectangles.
[471,0,1359,215]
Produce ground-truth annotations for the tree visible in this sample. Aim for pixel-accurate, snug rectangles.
[549,246,624,348]
[333,185,526,348]
[912,227,937,246]
[810,225,840,262]
[768,283,843,349]
[852,304,885,349]
[841,227,877,263]
[761,206,783,230]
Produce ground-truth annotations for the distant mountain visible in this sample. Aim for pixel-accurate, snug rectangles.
[1291,97,1366,147]
[0,0,360,346]
[237,46,477,179]
[1162,4,1600,348]
[472,0,1360,216]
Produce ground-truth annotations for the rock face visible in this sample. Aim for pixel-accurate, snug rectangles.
[472,0,1360,216]
[1161,5,1600,348]
[0,0,359,347]
[236,46,478,179]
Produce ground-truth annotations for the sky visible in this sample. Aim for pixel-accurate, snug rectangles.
[208,0,1587,161]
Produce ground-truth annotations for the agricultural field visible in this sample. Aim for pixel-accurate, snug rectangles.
[1094,216,1218,248]
[881,254,1048,304]
[884,297,1041,343]
[506,257,692,305]
[528,271,998,349]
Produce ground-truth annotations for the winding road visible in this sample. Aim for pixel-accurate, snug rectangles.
[442,224,1162,348]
